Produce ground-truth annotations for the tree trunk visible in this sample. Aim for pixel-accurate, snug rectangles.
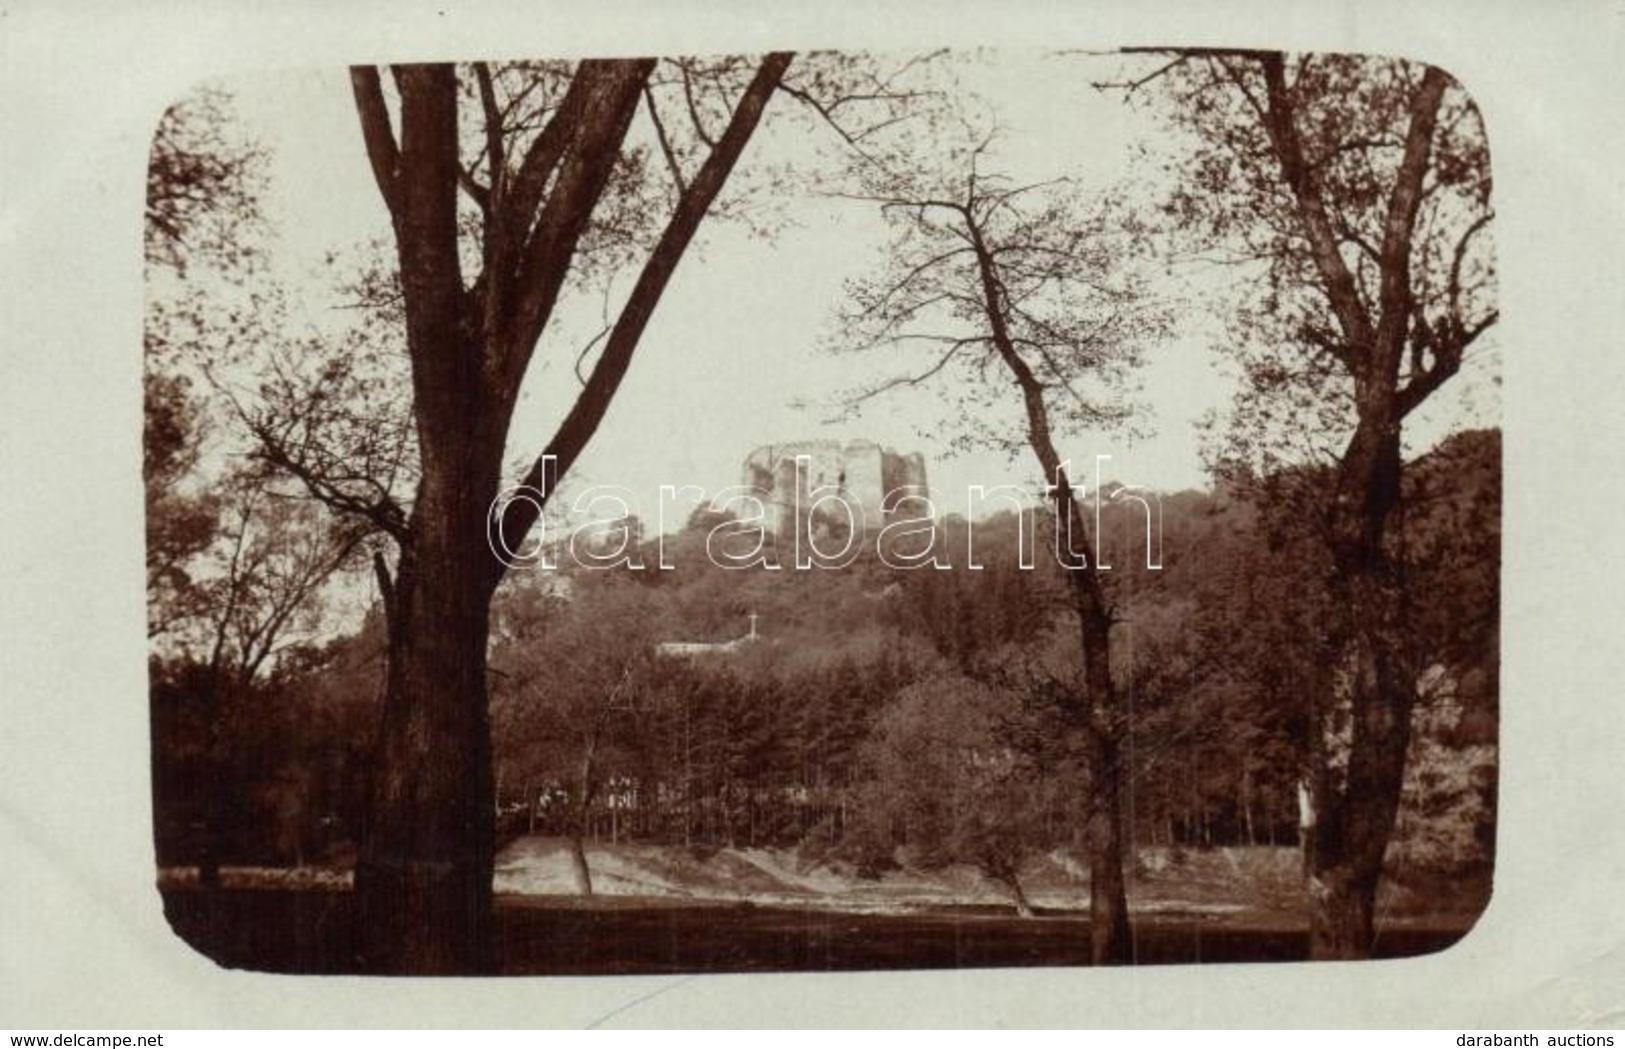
[1304,422,1417,960]
[1241,766,1256,846]
[1055,483,1133,966]
[1304,635,1413,959]
[1080,667,1134,965]
[354,530,498,974]
[196,689,224,892]
[569,831,594,897]
[1308,855,1380,959]
[1237,56,1461,961]
[571,731,601,896]
[339,53,792,975]
[967,228,1134,966]
[994,865,1036,919]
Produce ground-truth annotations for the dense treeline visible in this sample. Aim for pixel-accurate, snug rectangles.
[151,429,1498,904]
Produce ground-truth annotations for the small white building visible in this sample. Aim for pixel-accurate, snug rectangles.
[655,613,761,659]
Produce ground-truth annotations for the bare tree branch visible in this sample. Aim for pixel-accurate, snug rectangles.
[350,66,401,213]
[497,52,795,580]
[643,82,688,194]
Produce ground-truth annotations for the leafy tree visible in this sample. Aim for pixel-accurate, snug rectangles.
[158,475,366,885]
[851,673,1076,916]
[1121,50,1497,957]
[1387,429,1500,892]
[206,51,945,972]
[828,104,1169,962]
[144,88,267,638]
[890,512,1065,670]
[146,88,266,275]
[146,88,368,884]
[491,571,661,894]
[144,369,219,639]
[236,56,792,971]
[1117,484,1325,852]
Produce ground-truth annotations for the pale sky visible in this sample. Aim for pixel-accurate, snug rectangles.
[219,51,1498,532]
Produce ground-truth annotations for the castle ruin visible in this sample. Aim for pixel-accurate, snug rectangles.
[742,439,929,540]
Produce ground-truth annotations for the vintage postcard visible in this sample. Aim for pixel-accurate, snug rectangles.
[3,0,1621,1031]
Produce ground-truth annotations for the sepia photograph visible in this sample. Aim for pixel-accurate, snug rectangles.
[12,0,1625,1034]
[141,45,1500,976]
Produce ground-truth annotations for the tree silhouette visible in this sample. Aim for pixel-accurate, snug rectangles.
[828,103,1170,962]
[1117,49,1496,958]
[230,55,922,971]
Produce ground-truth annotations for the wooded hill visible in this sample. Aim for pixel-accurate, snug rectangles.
[150,428,1498,909]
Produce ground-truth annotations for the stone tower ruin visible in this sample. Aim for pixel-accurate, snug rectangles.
[742,439,929,540]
